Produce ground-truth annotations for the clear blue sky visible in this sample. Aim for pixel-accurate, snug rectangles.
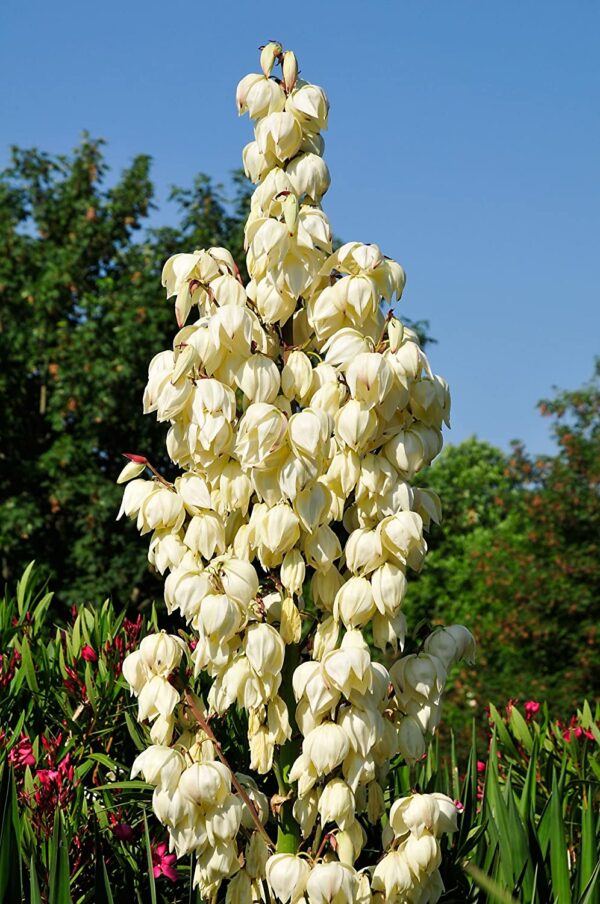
[2,0,599,455]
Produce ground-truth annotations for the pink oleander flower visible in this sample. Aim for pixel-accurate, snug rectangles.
[81,644,98,663]
[524,700,540,720]
[8,734,36,768]
[476,760,486,773]
[152,841,177,881]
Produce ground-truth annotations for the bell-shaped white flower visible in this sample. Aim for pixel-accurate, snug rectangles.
[178,761,231,807]
[372,850,413,899]
[305,861,358,904]
[131,745,185,791]
[266,853,311,903]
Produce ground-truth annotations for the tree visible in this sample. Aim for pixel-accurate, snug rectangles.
[0,138,251,608]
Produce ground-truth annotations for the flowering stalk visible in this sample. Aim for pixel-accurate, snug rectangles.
[117,42,475,902]
[183,689,275,850]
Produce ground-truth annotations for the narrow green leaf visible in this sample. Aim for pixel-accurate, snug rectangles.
[578,859,600,904]
[143,811,158,904]
[578,786,596,897]
[548,770,571,904]
[16,561,36,616]
[483,742,516,888]
[18,637,38,693]
[29,855,42,904]
[0,768,22,902]
[102,859,116,904]
[48,812,72,904]
[465,861,520,903]
[32,591,54,630]
[124,711,146,751]
[92,780,150,792]
[505,781,533,898]
[509,706,533,754]
[489,704,520,759]
[518,735,538,822]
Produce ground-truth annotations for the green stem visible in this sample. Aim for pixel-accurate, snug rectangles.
[275,643,302,853]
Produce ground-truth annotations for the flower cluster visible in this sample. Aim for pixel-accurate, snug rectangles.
[118,42,474,902]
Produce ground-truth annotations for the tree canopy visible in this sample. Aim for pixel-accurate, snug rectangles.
[0,137,250,608]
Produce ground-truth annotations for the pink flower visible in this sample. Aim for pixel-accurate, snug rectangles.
[8,734,36,768]
[524,700,540,720]
[454,799,465,813]
[81,645,98,663]
[152,841,177,881]
[563,729,572,742]
[476,760,486,773]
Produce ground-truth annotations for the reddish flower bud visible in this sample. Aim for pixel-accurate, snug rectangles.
[81,644,98,663]
[123,452,148,464]
[524,700,540,720]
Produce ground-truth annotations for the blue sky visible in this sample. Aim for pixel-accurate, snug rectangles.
[2,0,598,455]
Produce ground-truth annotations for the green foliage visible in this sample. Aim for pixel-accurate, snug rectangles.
[0,563,262,902]
[406,364,600,735]
[390,700,600,902]
[0,138,251,608]
[1,566,598,901]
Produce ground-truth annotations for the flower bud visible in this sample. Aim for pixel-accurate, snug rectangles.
[403,832,441,878]
[281,350,313,401]
[280,548,306,595]
[117,459,146,484]
[280,597,302,644]
[281,51,298,92]
[371,562,407,615]
[311,615,339,660]
[260,42,282,77]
